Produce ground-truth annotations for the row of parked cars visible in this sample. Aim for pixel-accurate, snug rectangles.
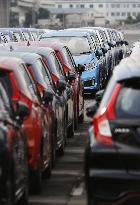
[85,39,140,204]
[0,27,129,96]
[0,26,128,205]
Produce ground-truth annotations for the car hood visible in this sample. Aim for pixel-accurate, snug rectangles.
[81,68,97,80]
[73,53,96,65]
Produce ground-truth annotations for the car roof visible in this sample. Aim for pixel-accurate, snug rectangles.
[32,41,66,50]
[12,45,54,56]
[41,30,90,38]
[0,50,41,65]
[0,56,24,71]
[113,56,140,82]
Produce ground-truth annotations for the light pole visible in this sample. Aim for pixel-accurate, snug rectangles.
[32,0,40,27]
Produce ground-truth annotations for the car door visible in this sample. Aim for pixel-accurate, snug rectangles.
[0,81,28,197]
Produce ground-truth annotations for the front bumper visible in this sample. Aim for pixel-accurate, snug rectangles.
[83,84,99,94]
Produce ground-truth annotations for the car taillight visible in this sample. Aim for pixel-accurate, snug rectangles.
[93,83,121,146]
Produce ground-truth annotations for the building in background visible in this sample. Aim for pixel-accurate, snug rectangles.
[11,0,140,27]
[0,0,11,27]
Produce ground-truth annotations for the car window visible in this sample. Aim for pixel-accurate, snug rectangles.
[49,52,64,77]
[35,59,52,88]
[62,47,75,71]
[116,81,140,118]
[0,71,13,97]
[0,72,15,117]
[23,32,30,41]
[4,34,11,42]
[31,32,38,40]
[13,32,21,41]
[19,64,38,100]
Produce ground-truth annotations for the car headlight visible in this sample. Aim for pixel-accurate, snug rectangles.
[85,63,95,70]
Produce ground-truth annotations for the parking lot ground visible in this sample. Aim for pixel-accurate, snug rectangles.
[29,106,91,205]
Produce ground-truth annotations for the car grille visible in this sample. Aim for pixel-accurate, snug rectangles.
[84,79,95,87]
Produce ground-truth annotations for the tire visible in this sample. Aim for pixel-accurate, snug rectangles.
[17,187,28,205]
[87,195,97,205]
[51,140,56,168]
[4,178,14,205]
[67,120,74,138]
[57,141,65,156]
[42,161,52,179]
[74,109,78,130]
[29,168,42,195]
[78,113,84,124]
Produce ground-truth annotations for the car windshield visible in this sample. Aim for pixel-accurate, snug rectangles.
[41,36,91,55]
[62,47,75,71]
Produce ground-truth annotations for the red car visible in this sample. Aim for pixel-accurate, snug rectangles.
[42,42,84,126]
[0,57,30,205]
[9,45,67,155]
[31,41,84,127]
[24,42,74,137]
[0,52,53,194]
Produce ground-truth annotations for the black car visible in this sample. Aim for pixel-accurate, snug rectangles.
[85,56,140,205]
[0,82,29,205]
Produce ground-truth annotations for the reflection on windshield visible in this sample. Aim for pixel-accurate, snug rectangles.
[48,53,62,77]
[41,36,91,55]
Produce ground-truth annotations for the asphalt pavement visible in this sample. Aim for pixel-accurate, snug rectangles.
[29,99,92,205]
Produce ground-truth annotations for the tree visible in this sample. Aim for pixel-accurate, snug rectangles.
[37,8,50,19]
[125,14,134,24]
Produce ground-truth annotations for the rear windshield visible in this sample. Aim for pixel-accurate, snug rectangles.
[116,81,140,118]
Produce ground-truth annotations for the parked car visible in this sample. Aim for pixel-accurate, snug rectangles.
[16,43,75,137]
[0,58,30,205]
[30,41,84,126]
[85,55,140,205]
[39,30,104,95]
[8,45,67,154]
[0,52,53,194]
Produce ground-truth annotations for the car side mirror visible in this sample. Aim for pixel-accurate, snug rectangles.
[95,90,104,103]
[124,40,129,46]
[77,64,85,73]
[68,72,76,82]
[42,90,53,105]
[108,42,114,48]
[95,49,102,59]
[86,100,99,118]
[16,101,30,122]
[101,47,107,55]
[57,79,66,92]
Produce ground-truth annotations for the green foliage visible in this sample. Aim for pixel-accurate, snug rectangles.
[125,13,140,24]
[38,8,50,19]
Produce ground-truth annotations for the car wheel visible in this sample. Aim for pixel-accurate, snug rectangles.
[51,140,56,168]
[87,195,97,205]
[67,120,74,138]
[4,178,14,205]
[42,161,52,179]
[78,113,84,123]
[58,140,65,156]
[17,187,28,205]
[74,108,78,130]
[29,167,42,195]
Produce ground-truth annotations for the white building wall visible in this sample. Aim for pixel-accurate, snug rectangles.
[17,0,140,24]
